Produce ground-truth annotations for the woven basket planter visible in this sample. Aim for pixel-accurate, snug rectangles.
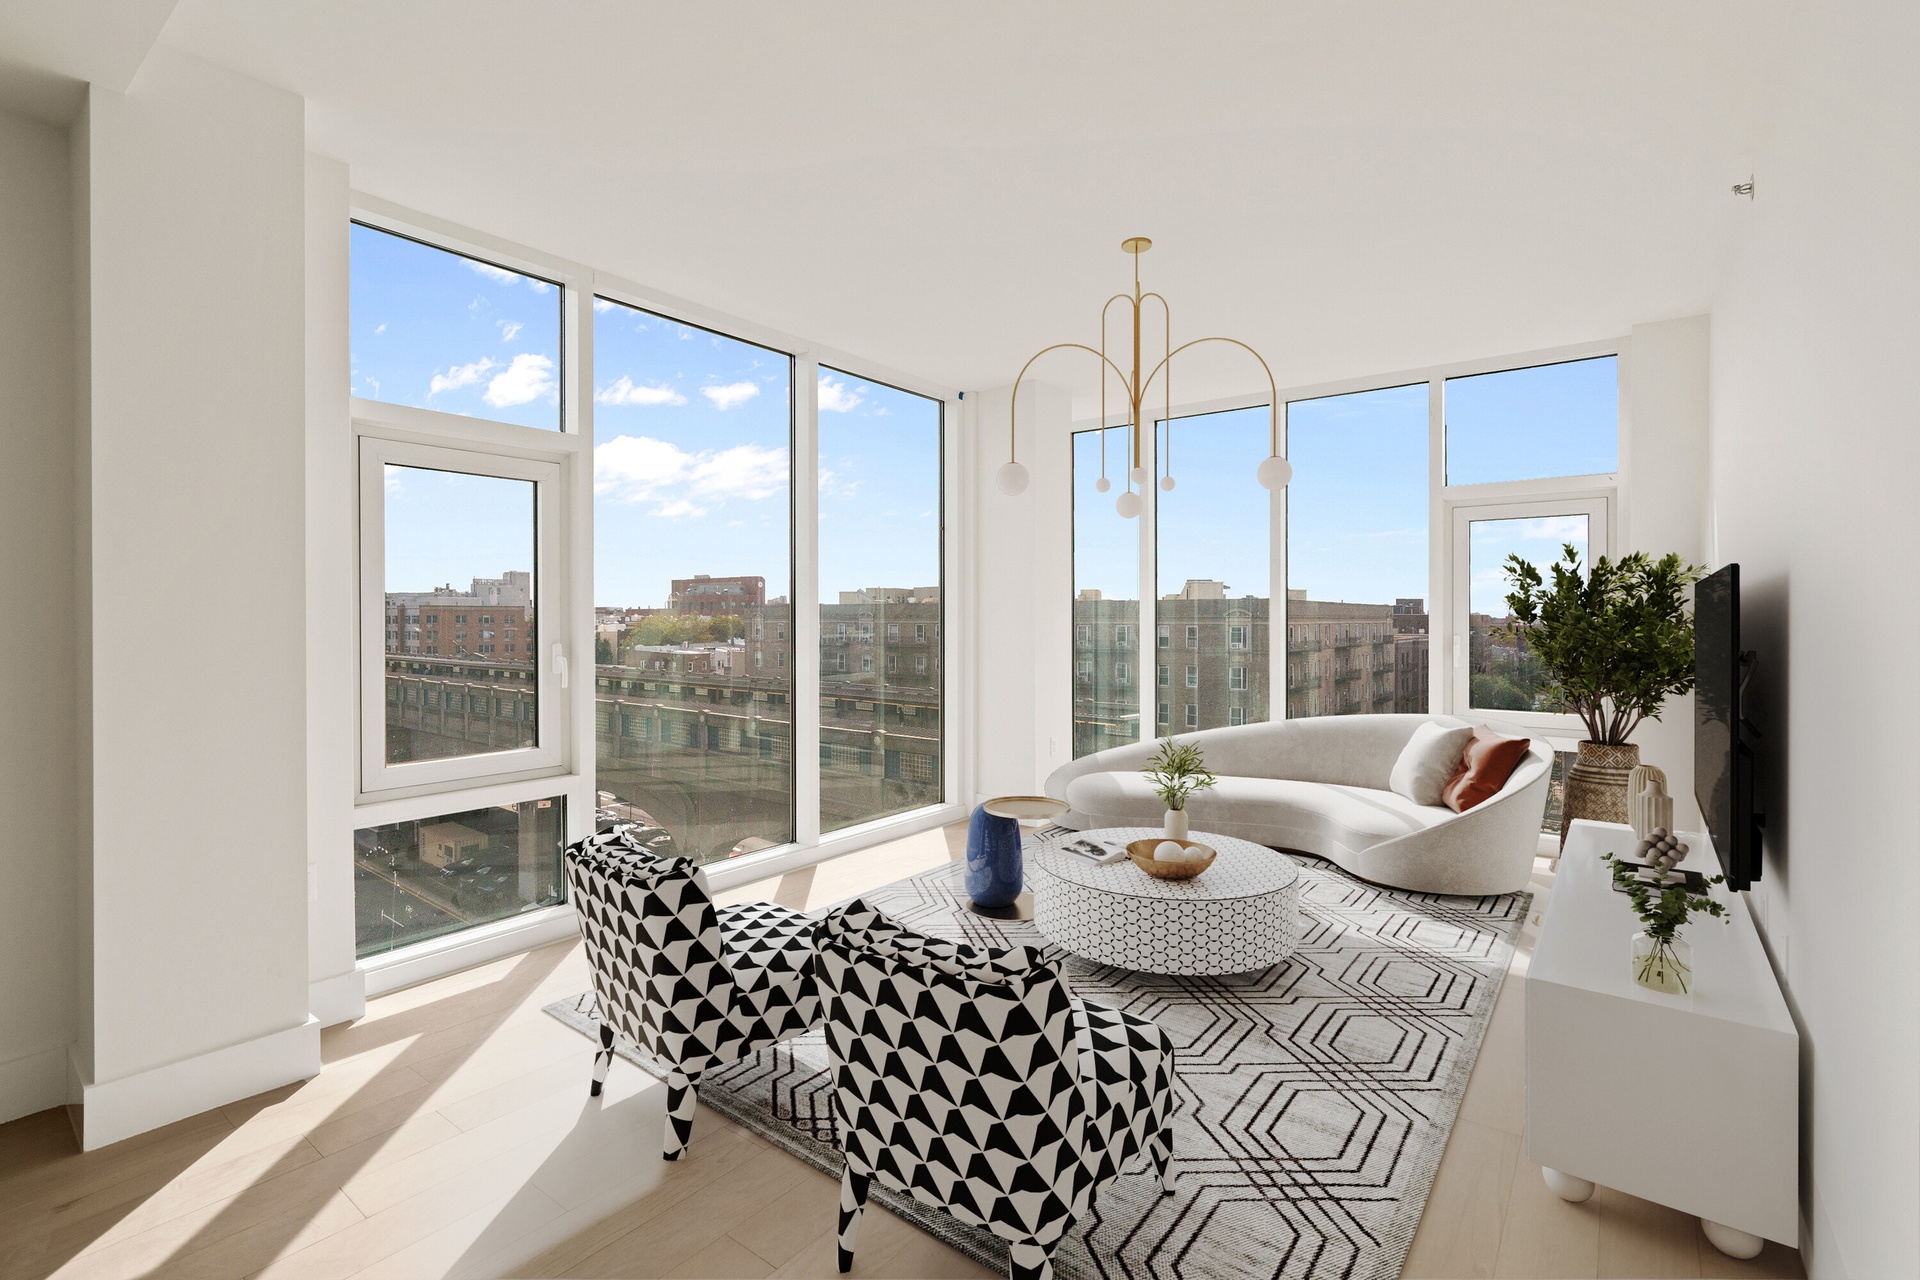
[1560,740,1641,848]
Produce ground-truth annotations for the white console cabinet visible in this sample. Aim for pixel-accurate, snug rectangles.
[1526,819,1798,1257]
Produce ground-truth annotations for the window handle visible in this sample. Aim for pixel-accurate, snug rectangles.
[1453,634,1465,666]
[553,643,570,689]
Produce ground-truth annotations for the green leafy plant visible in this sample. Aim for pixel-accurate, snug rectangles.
[1141,739,1217,811]
[1500,545,1703,744]
[1603,853,1728,941]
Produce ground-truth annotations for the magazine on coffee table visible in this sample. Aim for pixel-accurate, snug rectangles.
[1058,834,1129,865]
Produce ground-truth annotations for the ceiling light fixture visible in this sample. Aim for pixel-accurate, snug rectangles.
[996,237,1290,514]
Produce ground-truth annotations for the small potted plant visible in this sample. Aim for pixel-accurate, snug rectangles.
[1604,841,1727,995]
[1142,739,1217,840]
[1501,545,1703,846]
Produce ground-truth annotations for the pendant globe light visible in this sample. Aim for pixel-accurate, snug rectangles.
[995,237,1289,514]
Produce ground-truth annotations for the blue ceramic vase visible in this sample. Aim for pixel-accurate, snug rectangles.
[964,803,1023,908]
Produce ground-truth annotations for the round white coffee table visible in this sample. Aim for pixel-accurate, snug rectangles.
[1028,827,1301,976]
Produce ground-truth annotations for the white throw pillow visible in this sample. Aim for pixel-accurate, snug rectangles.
[1389,722,1476,807]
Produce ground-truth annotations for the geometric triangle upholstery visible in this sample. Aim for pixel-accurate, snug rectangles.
[816,899,1175,1280]
[564,829,822,1158]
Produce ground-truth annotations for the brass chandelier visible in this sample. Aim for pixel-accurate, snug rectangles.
[994,237,1291,515]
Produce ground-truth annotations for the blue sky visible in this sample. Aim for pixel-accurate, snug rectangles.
[349,223,562,431]
[592,306,942,608]
[354,223,1614,613]
[816,370,941,602]
[1468,515,1590,615]
[1072,361,1615,608]
[591,300,793,607]
[1288,385,1428,605]
[1157,406,1272,598]
[384,467,534,594]
[1447,356,1617,484]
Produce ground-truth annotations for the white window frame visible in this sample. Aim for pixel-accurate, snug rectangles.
[1444,493,1612,733]
[357,437,573,796]
[1078,335,1623,744]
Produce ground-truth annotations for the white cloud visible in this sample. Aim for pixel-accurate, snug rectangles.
[498,320,523,342]
[484,353,555,408]
[429,357,497,397]
[466,260,520,285]
[702,381,759,411]
[384,468,404,496]
[592,298,616,313]
[374,322,386,335]
[527,279,551,293]
[597,376,687,407]
[595,433,788,515]
[1518,516,1590,543]
[817,376,864,413]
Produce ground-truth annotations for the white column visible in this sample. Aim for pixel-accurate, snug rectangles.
[76,49,315,1149]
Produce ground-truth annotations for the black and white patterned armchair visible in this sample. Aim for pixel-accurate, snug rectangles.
[815,900,1177,1280]
[564,829,821,1159]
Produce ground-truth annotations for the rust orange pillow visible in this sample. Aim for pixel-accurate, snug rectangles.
[1441,728,1532,813]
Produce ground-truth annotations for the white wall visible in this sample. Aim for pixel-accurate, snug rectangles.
[970,382,1072,801]
[0,106,78,1124]
[74,47,316,1148]
[1622,314,1710,832]
[1707,3,1920,1274]
[303,152,363,1028]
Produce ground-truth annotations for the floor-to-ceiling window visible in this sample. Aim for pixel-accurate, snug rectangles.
[1286,384,1430,717]
[591,298,795,863]
[1072,425,1140,756]
[349,220,577,959]
[1444,354,1619,830]
[1154,406,1272,735]
[817,369,943,831]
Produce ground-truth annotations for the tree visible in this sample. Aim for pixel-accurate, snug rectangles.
[1500,545,1703,744]
[626,612,747,649]
[595,636,614,665]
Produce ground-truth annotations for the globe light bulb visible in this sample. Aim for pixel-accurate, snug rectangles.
[1256,454,1293,490]
[1093,475,1111,493]
[1115,490,1143,519]
[1159,475,1176,492]
[1129,466,1147,485]
[995,461,1030,496]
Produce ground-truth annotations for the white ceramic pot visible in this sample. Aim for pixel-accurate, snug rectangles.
[1163,807,1190,840]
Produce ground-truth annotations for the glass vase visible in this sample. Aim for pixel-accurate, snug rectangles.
[1631,932,1693,995]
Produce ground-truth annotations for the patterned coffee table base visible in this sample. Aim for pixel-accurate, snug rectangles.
[1029,827,1301,976]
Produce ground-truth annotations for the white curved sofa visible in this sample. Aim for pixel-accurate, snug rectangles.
[1042,714,1551,896]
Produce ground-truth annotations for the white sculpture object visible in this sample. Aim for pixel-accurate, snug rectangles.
[1629,764,1673,842]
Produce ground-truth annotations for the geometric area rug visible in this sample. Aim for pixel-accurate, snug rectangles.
[544,848,1528,1280]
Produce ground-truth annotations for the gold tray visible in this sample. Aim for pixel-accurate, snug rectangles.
[983,795,1070,826]
[1126,837,1217,880]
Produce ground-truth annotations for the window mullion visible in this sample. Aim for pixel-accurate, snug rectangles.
[793,353,822,847]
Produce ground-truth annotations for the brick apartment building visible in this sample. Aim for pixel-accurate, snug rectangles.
[384,571,534,660]
[669,574,764,617]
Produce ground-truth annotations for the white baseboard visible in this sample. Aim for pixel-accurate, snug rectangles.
[0,1045,70,1126]
[75,1018,321,1151]
[360,905,580,999]
[703,802,967,893]
[309,968,367,1028]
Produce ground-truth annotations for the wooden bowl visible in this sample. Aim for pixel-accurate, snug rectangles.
[1126,838,1217,880]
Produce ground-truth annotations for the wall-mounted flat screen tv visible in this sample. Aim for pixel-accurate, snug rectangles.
[1694,563,1761,890]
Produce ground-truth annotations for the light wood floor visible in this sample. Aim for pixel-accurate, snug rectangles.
[0,823,1804,1280]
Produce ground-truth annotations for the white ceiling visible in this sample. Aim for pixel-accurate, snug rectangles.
[39,2,1797,409]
